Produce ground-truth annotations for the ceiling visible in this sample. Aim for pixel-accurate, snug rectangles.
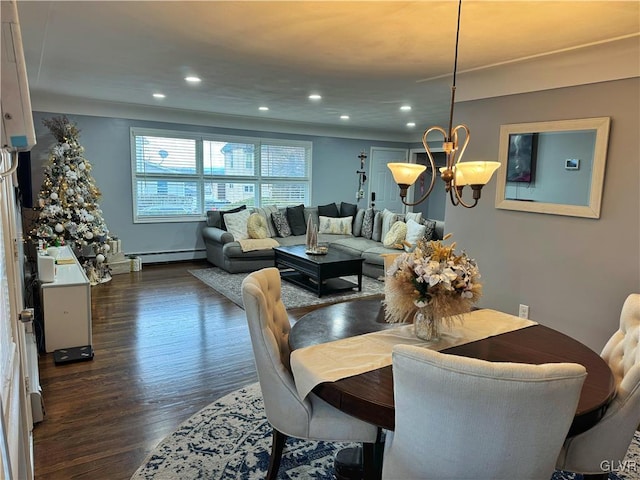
[15,1,640,141]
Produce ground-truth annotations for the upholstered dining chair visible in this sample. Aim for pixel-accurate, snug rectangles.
[241,267,379,480]
[556,293,640,480]
[382,345,586,480]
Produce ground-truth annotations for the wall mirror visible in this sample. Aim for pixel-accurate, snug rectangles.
[495,117,610,218]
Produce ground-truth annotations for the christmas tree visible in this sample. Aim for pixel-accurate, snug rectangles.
[33,116,112,284]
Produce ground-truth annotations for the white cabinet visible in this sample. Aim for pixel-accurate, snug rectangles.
[40,246,92,352]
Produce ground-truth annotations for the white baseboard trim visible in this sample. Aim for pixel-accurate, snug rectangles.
[130,249,206,264]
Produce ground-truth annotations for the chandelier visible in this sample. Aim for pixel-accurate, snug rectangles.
[388,0,500,208]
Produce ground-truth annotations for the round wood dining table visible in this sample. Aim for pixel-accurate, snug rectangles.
[289,296,616,437]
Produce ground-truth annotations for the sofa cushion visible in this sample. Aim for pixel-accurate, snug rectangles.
[220,205,247,231]
[271,211,292,237]
[303,207,319,231]
[286,204,306,235]
[224,208,252,240]
[318,202,340,218]
[405,218,426,251]
[405,211,423,224]
[383,220,407,249]
[361,244,408,266]
[319,215,353,235]
[372,210,383,242]
[206,210,222,228]
[361,207,375,239]
[381,208,398,239]
[330,237,380,257]
[253,205,279,238]
[340,202,357,219]
[353,208,365,237]
[247,213,268,239]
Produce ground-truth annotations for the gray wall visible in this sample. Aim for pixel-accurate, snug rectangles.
[28,113,406,260]
[445,77,640,352]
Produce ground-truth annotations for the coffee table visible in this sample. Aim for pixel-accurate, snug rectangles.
[273,245,364,297]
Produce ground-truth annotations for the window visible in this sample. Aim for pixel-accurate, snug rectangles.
[131,128,312,222]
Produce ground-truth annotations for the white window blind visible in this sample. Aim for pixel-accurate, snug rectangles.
[131,128,311,222]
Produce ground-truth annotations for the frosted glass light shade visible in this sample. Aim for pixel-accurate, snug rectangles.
[439,166,468,186]
[388,163,426,186]
[454,161,500,185]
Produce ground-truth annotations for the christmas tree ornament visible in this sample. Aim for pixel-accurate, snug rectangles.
[55,223,64,233]
[96,254,105,263]
[50,192,58,200]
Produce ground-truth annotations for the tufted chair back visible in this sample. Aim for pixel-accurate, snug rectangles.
[241,268,378,446]
[383,345,586,480]
[556,293,640,475]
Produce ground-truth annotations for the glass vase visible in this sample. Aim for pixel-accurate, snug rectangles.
[413,307,441,341]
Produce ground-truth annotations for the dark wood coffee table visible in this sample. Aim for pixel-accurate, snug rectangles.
[273,245,364,297]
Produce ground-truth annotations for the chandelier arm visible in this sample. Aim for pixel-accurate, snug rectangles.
[450,184,479,208]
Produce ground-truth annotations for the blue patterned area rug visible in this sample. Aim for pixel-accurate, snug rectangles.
[131,383,640,480]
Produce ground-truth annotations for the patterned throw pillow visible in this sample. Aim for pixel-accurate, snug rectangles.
[247,213,268,239]
[422,219,437,241]
[383,220,407,249]
[318,216,353,235]
[224,209,251,241]
[271,211,292,237]
[220,205,247,231]
[361,208,375,239]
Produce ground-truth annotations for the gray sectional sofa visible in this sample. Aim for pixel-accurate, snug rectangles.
[201,202,444,279]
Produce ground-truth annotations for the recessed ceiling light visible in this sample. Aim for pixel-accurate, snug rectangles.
[340,115,350,120]
[185,76,201,83]
[308,94,322,101]
[406,122,416,128]
[400,105,412,111]
[259,106,269,111]
[153,93,166,99]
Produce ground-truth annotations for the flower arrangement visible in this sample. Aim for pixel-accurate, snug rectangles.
[383,235,482,326]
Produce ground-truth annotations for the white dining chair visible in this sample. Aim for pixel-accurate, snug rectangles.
[382,344,586,480]
[556,293,640,479]
[241,267,379,480]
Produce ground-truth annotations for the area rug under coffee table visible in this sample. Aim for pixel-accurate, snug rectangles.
[189,267,384,310]
[131,382,640,480]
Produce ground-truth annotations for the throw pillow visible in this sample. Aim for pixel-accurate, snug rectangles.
[271,211,292,237]
[286,204,306,235]
[339,202,357,219]
[372,210,383,242]
[220,205,247,231]
[361,207,375,239]
[318,202,339,218]
[252,205,279,237]
[353,208,365,237]
[318,215,353,235]
[381,209,398,239]
[224,208,251,241]
[405,211,423,225]
[405,219,427,251]
[247,213,268,239]
[206,210,222,228]
[422,219,437,241]
[383,220,408,249]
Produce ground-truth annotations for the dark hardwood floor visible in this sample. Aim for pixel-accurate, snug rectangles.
[33,260,314,479]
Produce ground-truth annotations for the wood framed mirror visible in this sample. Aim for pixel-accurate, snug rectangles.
[495,117,610,218]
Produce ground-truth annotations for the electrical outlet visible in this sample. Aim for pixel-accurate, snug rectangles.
[519,304,529,319]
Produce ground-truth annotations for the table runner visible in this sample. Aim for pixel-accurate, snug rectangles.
[290,309,537,399]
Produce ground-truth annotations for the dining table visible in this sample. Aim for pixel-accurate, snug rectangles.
[289,296,616,437]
